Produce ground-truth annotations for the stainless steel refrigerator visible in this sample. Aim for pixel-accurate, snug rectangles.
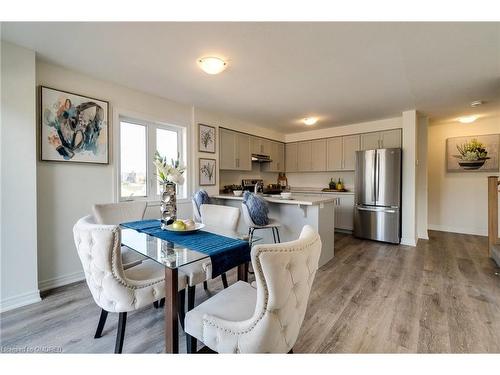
[353,148,402,244]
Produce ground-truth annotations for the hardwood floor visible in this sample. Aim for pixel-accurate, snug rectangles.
[1,231,499,353]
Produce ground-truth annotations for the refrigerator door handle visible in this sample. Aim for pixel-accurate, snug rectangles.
[372,151,377,203]
[376,151,381,202]
[357,206,397,214]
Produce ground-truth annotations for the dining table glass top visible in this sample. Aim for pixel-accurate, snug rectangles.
[121,225,260,269]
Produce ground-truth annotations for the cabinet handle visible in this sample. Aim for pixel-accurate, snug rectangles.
[236,158,239,168]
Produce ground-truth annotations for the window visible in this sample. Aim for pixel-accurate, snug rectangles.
[119,117,186,201]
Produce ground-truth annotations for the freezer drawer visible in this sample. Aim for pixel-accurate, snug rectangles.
[353,205,400,244]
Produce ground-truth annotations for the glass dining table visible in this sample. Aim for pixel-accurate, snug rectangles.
[120,225,257,353]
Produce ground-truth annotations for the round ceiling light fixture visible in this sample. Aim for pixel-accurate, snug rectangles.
[197,56,228,75]
[303,117,318,126]
[458,115,478,124]
[470,100,484,107]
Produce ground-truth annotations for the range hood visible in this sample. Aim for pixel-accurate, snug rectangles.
[251,154,272,163]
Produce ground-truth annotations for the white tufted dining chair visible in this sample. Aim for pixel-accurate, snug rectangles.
[73,215,188,353]
[184,225,321,353]
[180,204,241,320]
[93,201,148,269]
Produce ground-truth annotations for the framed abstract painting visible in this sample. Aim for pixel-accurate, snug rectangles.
[446,134,500,172]
[40,86,109,164]
[199,158,216,186]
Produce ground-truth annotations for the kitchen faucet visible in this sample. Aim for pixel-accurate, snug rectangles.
[254,181,263,194]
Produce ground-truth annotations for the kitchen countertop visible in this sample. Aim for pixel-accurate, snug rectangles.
[290,187,355,195]
[213,193,338,206]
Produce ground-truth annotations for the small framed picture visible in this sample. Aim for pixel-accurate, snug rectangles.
[198,123,216,153]
[40,86,109,164]
[199,158,216,186]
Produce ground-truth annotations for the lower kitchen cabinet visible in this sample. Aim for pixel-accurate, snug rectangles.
[332,194,354,231]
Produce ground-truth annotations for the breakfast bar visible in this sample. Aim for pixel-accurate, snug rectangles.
[212,194,335,267]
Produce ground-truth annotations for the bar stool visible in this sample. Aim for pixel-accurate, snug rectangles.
[241,202,281,246]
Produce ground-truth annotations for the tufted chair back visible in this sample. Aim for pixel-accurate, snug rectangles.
[202,225,321,353]
[73,215,165,313]
[200,204,240,232]
[92,201,147,225]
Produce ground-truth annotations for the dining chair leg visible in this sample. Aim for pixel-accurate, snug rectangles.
[187,285,196,311]
[153,301,159,309]
[178,289,186,330]
[94,309,108,339]
[159,298,165,308]
[186,334,197,354]
[275,228,281,243]
[221,273,229,289]
[203,281,208,290]
[288,348,293,354]
[115,312,127,354]
[271,227,277,243]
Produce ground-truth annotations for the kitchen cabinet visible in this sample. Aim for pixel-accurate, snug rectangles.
[381,129,402,148]
[219,128,251,171]
[236,133,251,170]
[251,136,272,155]
[342,134,360,170]
[263,141,285,172]
[311,139,327,171]
[332,194,355,231]
[297,141,312,171]
[220,128,236,170]
[285,142,298,172]
[327,137,342,171]
[360,129,401,150]
[250,137,261,154]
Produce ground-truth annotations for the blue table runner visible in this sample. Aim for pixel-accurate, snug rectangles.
[120,219,250,278]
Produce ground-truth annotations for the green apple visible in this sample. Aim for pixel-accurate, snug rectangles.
[172,220,186,230]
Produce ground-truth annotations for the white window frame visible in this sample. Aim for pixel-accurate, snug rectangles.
[113,109,189,204]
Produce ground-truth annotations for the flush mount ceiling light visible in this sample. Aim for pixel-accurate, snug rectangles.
[470,100,484,107]
[197,56,227,75]
[458,115,478,124]
[303,117,318,126]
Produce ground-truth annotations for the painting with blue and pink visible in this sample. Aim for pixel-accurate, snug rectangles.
[41,87,109,164]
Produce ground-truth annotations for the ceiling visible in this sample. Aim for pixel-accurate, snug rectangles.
[2,22,499,132]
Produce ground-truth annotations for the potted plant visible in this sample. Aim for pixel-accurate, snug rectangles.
[454,138,490,170]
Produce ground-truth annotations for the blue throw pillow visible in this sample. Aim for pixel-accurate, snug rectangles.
[243,191,269,226]
[193,190,210,210]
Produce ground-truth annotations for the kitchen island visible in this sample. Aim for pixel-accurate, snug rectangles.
[212,193,335,267]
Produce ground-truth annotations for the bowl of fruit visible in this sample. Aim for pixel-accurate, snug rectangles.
[165,219,205,234]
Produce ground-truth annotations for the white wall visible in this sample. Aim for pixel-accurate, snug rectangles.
[0,41,40,312]
[284,113,420,246]
[428,115,500,236]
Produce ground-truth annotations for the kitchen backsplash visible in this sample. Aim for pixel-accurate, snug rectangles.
[219,163,279,188]
[287,171,355,191]
[220,166,355,191]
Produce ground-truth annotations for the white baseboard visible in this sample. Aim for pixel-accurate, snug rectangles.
[0,290,41,313]
[428,224,487,237]
[400,237,417,247]
[38,270,85,292]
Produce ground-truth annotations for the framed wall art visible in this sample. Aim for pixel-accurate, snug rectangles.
[198,123,216,153]
[40,86,109,164]
[199,158,216,186]
[446,134,499,172]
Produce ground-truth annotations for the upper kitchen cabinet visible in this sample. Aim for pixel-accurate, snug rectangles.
[380,129,402,149]
[342,134,360,170]
[297,141,312,171]
[360,129,402,150]
[251,136,272,155]
[285,142,298,172]
[236,132,251,170]
[220,128,236,170]
[219,128,251,171]
[263,141,285,172]
[327,137,342,171]
[311,139,327,171]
